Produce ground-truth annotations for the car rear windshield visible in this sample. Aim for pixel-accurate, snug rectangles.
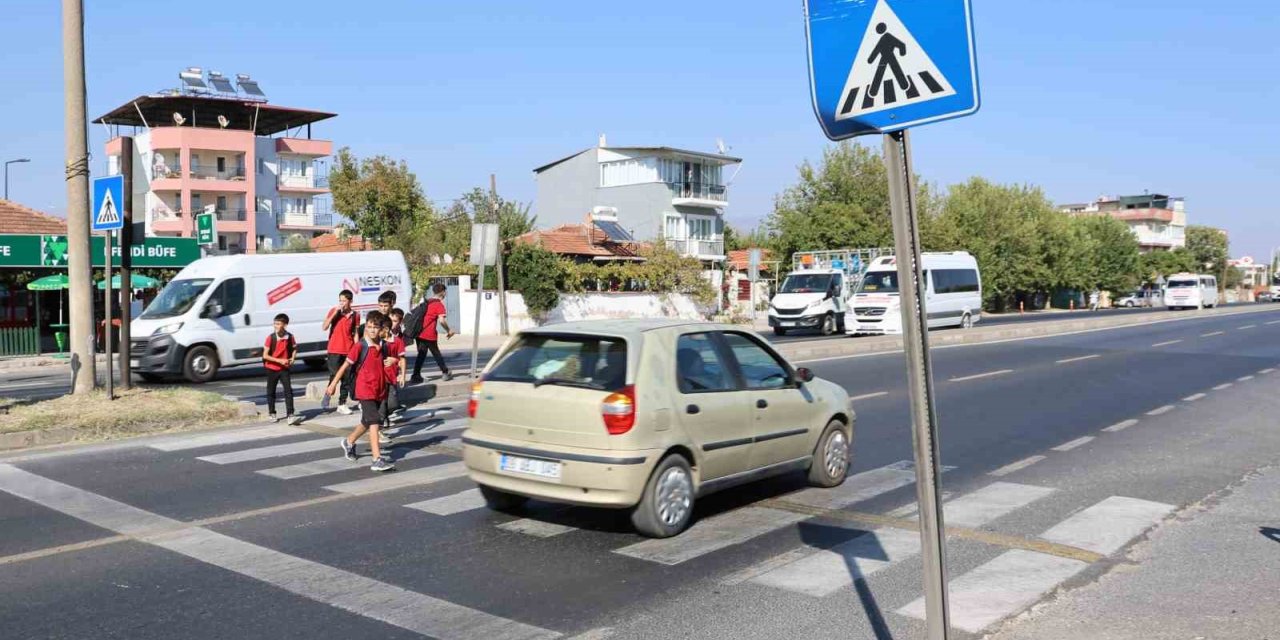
[1167,280,1196,288]
[486,334,627,390]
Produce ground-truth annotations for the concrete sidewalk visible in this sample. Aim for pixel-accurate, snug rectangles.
[989,463,1280,640]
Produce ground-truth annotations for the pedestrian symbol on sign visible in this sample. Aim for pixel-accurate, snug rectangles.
[836,0,956,120]
[96,190,120,227]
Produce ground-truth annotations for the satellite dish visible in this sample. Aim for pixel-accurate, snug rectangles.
[217,115,229,129]
[172,112,186,126]
[716,138,728,155]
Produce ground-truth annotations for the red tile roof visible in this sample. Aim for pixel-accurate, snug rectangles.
[0,199,68,235]
[513,223,646,258]
[309,232,372,252]
[727,248,771,271]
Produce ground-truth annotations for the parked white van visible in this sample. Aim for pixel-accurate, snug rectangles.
[1164,273,1218,310]
[846,252,982,335]
[130,251,411,382]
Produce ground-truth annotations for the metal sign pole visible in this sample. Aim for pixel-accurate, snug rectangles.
[883,129,949,639]
[103,230,114,400]
[470,225,487,379]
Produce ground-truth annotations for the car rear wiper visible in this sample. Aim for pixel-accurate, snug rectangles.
[532,377,606,390]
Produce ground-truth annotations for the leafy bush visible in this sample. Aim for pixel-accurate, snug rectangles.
[505,243,562,321]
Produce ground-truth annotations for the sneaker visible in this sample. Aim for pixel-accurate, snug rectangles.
[336,405,353,416]
[340,438,357,461]
[441,373,454,382]
[370,457,395,473]
[268,413,279,422]
[388,410,405,423]
[286,414,303,426]
[378,430,394,446]
[409,375,425,385]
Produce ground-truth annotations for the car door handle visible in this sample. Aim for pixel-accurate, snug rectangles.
[756,399,768,409]
[686,404,700,415]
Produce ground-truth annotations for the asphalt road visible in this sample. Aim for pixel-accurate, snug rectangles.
[2,308,1279,638]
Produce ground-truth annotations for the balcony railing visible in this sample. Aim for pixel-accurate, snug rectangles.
[150,163,182,180]
[665,238,725,257]
[277,174,329,190]
[213,208,247,222]
[189,166,246,181]
[668,181,727,202]
[276,211,335,228]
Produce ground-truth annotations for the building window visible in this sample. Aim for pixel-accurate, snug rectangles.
[664,214,684,239]
[600,157,657,187]
[257,158,265,175]
[689,217,713,240]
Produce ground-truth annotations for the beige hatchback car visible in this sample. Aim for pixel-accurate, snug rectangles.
[462,319,854,538]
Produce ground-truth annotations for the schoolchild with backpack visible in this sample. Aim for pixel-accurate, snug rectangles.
[327,311,398,472]
[263,313,302,425]
[322,290,361,414]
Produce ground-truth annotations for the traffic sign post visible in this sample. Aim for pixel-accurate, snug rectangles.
[468,223,499,378]
[804,2,980,637]
[196,212,216,246]
[748,248,762,321]
[93,175,125,399]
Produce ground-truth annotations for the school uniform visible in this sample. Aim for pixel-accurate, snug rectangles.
[263,330,297,417]
[346,338,387,426]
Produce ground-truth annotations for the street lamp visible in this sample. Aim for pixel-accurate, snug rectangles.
[4,158,31,200]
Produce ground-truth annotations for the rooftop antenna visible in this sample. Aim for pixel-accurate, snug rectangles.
[716,138,729,155]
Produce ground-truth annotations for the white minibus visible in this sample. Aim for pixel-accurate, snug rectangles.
[1164,273,1218,310]
[847,252,982,335]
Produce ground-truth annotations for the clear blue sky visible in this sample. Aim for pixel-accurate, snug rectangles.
[2,1,1276,259]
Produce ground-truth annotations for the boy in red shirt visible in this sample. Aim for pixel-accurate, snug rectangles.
[410,283,455,383]
[263,313,301,425]
[327,311,397,472]
[380,308,408,438]
[322,290,361,415]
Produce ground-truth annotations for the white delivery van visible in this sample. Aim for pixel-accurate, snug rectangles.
[768,268,851,336]
[1164,273,1218,310]
[130,251,411,382]
[847,252,982,335]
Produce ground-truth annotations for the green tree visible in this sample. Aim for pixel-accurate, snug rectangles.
[447,187,536,241]
[1078,215,1141,292]
[1185,225,1229,286]
[1138,248,1197,283]
[767,142,893,261]
[505,242,562,322]
[275,234,314,254]
[328,147,429,247]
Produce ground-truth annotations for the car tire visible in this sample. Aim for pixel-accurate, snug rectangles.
[303,357,327,371]
[138,372,165,383]
[808,419,852,488]
[821,313,837,336]
[478,484,527,512]
[773,327,787,337]
[961,313,973,329]
[631,454,695,538]
[1125,301,1134,308]
[182,345,219,383]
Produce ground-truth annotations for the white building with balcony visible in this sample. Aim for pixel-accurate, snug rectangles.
[531,138,740,261]
[1060,193,1187,253]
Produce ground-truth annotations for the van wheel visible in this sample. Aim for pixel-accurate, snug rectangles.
[478,484,527,512]
[304,357,327,371]
[809,420,852,487]
[821,313,837,336]
[631,454,695,538]
[773,327,787,337]
[961,313,974,329]
[182,346,219,383]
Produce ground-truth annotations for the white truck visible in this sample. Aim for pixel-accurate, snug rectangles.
[130,251,411,382]
[847,252,982,335]
[767,248,892,336]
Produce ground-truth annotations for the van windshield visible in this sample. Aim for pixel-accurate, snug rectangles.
[141,278,214,319]
[1167,280,1197,288]
[858,271,899,294]
[486,334,627,390]
[780,273,833,294]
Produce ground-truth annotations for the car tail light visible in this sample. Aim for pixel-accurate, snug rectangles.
[468,380,483,419]
[601,385,636,435]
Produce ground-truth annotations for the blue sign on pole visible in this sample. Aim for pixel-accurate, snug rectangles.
[804,0,979,140]
[92,175,125,232]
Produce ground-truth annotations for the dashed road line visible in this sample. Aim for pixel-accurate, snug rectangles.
[1182,393,1207,402]
[1150,340,1182,348]
[1055,354,1100,365]
[1051,436,1094,452]
[1201,331,1225,337]
[1266,320,1280,326]
[1260,368,1276,375]
[1213,382,1234,390]
[849,391,889,402]
[1238,325,1257,330]
[989,456,1046,477]
[1102,419,1139,432]
[1238,375,1255,382]
[950,369,1014,383]
[1145,405,1175,416]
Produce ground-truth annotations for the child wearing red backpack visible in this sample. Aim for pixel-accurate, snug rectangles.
[263,313,301,425]
[326,311,398,473]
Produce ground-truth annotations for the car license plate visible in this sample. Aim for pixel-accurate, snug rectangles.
[129,359,140,369]
[499,454,562,480]
[781,321,795,327]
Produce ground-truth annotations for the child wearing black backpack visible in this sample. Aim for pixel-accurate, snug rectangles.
[327,311,398,473]
[263,313,301,425]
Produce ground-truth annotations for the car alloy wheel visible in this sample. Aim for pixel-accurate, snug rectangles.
[655,466,693,527]
[824,430,849,479]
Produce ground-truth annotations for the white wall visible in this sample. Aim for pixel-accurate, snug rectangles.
[456,290,707,336]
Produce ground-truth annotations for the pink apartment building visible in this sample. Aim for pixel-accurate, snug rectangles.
[94,74,337,254]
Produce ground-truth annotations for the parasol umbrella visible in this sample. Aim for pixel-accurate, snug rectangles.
[26,274,70,325]
[97,274,161,289]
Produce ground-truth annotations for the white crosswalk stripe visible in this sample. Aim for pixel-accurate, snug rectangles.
[786,461,950,511]
[150,425,310,451]
[259,446,445,480]
[405,488,485,516]
[323,462,469,495]
[747,482,1053,597]
[198,438,333,464]
[497,518,578,538]
[1039,495,1174,555]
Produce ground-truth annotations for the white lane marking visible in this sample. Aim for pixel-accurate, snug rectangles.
[1237,375,1255,382]
[566,628,615,640]
[787,461,950,510]
[989,456,1045,477]
[942,482,1055,528]
[1260,368,1276,375]
[496,518,577,538]
[1150,340,1182,347]
[884,491,952,520]
[949,369,1014,383]
[323,462,469,495]
[0,464,558,640]
[1213,383,1233,391]
[1201,331,1225,337]
[149,426,310,452]
[898,549,1087,633]
[1182,393,1207,402]
[197,438,332,464]
[1238,325,1257,330]
[1054,354,1100,365]
[259,447,442,480]
[750,526,922,597]
[1145,405,1175,416]
[1102,419,1139,433]
[721,547,818,586]
[1266,320,1280,326]
[614,506,808,565]
[1051,436,1094,452]
[1040,495,1175,555]
[404,488,485,516]
[849,391,889,402]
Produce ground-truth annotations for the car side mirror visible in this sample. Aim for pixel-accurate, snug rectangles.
[202,302,223,319]
[795,367,815,385]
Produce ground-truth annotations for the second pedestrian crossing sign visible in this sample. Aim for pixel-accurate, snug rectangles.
[804,0,979,139]
[91,175,125,232]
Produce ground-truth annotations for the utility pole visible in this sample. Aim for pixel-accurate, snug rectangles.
[492,173,509,335]
[118,136,134,391]
[63,0,95,395]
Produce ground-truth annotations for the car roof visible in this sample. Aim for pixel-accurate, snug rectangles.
[520,319,738,339]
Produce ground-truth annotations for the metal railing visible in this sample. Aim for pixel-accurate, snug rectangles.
[150,163,182,179]
[214,208,247,221]
[277,173,329,190]
[665,238,725,257]
[275,211,335,228]
[189,166,246,180]
[0,326,39,356]
[668,181,727,202]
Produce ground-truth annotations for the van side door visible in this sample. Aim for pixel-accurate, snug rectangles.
[189,278,245,364]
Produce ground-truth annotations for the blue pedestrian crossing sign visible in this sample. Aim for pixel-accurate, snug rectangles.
[92,175,125,232]
[804,0,979,139]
